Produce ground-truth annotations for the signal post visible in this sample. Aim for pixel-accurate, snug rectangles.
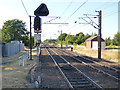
[34,3,49,66]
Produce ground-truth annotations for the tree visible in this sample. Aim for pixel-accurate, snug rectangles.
[91,32,97,36]
[65,34,74,44]
[57,33,67,41]
[75,32,85,45]
[1,19,29,43]
[44,39,57,43]
[105,37,112,46]
[112,32,120,46]
[84,33,91,40]
[76,32,84,37]
[22,35,29,46]
[56,32,94,45]
[22,35,35,46]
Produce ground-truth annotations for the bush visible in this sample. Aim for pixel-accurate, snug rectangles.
[80,42,85,46]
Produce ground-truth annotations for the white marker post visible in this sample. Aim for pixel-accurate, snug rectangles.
[24,54,27,62]
[35,81,39,88]
[19,56,22,66]
[38,76,41,87]
[38,76,41,83]
[22,56,24,67]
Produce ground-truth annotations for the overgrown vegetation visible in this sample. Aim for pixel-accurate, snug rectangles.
[1,19,35,46]
[3,19,119,47]
[105,32,120,46]
[44,32,120,47]
[44,39,57,43]
[56,32,97,45]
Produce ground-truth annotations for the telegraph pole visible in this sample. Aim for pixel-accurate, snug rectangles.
[29,15,32,60]
[98,10,102,59]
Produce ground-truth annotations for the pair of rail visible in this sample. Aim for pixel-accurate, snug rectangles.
[43,44,119,89]
[44,45,103,89]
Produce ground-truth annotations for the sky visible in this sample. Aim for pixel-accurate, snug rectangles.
[0,0,119,41]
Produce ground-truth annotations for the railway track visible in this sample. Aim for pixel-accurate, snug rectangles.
[54,47,120,81]
[49,44,120,72]
[52,49,120,81]
[44,45,103,89]
[59,48,120,72]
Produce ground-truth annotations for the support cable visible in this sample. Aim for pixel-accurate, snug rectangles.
[21,0,29,16]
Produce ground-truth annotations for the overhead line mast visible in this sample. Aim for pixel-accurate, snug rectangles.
[78,10,102,59]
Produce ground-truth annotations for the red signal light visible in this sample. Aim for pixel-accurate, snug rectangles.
[37,28,39,30]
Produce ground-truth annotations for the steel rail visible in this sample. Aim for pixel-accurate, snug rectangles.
[55,48,120,81]
[80,56,120,72]
[50,48,103,89]
[63,49,120,72]
[45,47,73,89]
[46,43,120,72]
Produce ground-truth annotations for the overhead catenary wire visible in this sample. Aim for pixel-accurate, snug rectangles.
[66,1,117,33]
[103,5,117,15]
[103,2,118,18]
[57,0,74,28]
[96,1,116,11]
[21,0,29,16]
[59,0,88,32]
[58,0,88,34]
[57,1,117,40]
[60,0,74,17]
[95,2,118,19]
[66,23,77,32]
[63,0,88,23]
[104,11,118,18]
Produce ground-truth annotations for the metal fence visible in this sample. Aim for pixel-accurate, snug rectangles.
[1,43,24,57]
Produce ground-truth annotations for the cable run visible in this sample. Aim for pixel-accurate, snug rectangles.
[21,0,29,16]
